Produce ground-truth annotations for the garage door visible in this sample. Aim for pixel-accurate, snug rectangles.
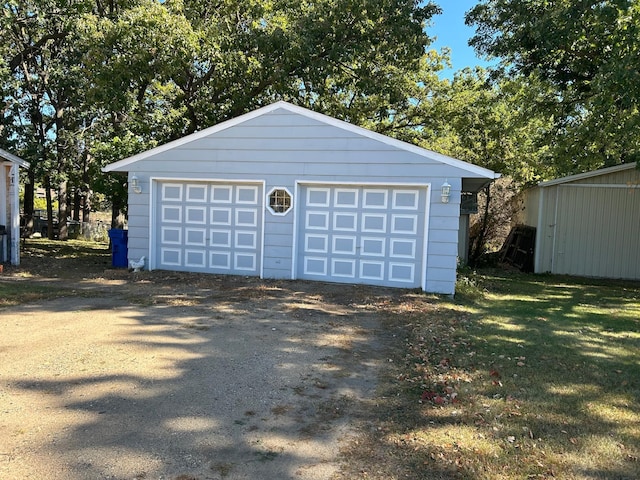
[298,185,428,288]
[155,181,263,276]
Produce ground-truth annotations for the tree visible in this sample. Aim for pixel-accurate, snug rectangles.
[79,0,446,224]
[2,0,451,232]
[0,1,125,235]
[466,0,640,175]
[412,67,551,264]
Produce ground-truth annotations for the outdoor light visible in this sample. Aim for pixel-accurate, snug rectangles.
[130,174,142,194]
[441,180,451,203]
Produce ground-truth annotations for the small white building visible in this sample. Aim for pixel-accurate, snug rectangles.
[104,101,499,294]
[0,148,29,265]
[519,163,640,280]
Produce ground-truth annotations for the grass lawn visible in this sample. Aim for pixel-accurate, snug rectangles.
[343,270,640,479]
[0,239,110,306]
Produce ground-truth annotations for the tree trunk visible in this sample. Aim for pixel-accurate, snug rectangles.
[111,201,126,229]
[81,150,91,223]
[469,183,492,267]
[23,168,35,236]
[44,175,55,239]
[58,180,68,240]
[73,188,81,221]
[82,189,92,223]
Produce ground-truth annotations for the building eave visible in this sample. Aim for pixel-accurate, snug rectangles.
[0,148,30,168]
[538,163,637,187]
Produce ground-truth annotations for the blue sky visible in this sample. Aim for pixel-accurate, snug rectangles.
[427,0,495,78]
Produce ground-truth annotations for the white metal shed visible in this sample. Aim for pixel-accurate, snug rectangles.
[0,148,29,266]
[103,101,499,294]
[519,163,640,279]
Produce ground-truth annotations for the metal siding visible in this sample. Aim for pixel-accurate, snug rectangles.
[263,256,292,271]
[195,137,398,151]
[262,201,294,279]
[573,168,639,186]
[428,215,459,230]
[518,187,540,227]
[213,125,356,139]
[125,171,151,269]
[536,186,558,273]
[267,233,293,247]
[426,278,457,295]
[552,185,640,279]
[428,254,458,269]
[428,242,459,256]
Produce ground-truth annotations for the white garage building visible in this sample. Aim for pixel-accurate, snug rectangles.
[103,101,498,294]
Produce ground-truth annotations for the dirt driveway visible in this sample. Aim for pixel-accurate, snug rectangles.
[0,272,398,480]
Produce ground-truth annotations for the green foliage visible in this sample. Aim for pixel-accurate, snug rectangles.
[467,0,640,176]
[1,0,448,216]
[33,195,57,213]
[418,67,550,184]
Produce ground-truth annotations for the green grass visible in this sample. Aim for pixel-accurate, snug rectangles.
[341,270,640,480]
[0,238,110,306]
[0,282,59,307]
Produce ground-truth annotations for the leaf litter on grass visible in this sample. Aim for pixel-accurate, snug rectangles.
[336,271,640,480]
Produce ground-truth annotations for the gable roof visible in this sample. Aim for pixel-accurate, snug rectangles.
[538,163,638,187]
[103,101,499,180]
[0,148,30,168]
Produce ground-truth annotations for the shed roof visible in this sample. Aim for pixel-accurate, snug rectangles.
[0,148,29,168]
[103,101,499,182]
[538,163,637,187]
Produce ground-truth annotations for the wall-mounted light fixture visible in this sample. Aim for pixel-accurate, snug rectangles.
[130,174,142,194]
[441,180,451,203]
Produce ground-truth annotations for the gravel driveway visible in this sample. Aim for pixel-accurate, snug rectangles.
[0,275,392,480]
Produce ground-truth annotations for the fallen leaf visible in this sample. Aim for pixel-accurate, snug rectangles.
[421,391,436,401]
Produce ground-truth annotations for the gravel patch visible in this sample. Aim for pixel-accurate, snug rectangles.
[0,278,390,480]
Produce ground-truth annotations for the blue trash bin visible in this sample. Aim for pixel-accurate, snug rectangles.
[108,229,128,268]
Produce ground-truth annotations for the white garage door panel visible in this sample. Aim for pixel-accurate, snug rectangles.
[298,185,427,288]
[155,182,262,276]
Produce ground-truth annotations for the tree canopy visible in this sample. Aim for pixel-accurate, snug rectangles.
[466,0,640,174]
[4,0,636,241]
[1,0,446,229]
